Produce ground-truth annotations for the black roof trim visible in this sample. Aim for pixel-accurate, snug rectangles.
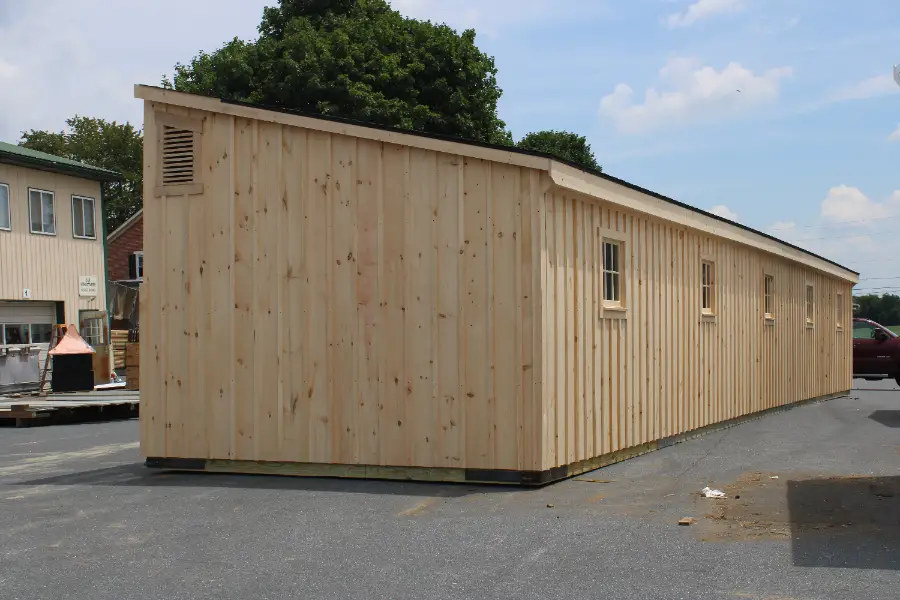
[216,95,858,277]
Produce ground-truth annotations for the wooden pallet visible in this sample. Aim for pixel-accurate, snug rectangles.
[0,392,140,427]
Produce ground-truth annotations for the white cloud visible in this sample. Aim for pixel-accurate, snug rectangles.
[599,57,792,134]
[709,205,739,221]
[0,0,267,143]
[826,74,900,104]
[820,185,900,224]
[889,125,900,142]
[666,0,744,28]
[766,187,900,287]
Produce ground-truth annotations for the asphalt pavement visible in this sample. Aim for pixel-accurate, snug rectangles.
[1,381,899,600]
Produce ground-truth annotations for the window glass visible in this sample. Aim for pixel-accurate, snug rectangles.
[853,321,876,339]
[602,240,621,304]
[72,196,96,238]
[29,189,55,234]
[73,197,84,237]
[764,275,774,317]
[0,184,9,230]
[3,324,30,345]
[806,285,814,323]
[84,198,95,238]
[31,324,54,344]
[702,261,715,312]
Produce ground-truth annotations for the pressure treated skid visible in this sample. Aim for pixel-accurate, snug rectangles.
[135,85,857,485]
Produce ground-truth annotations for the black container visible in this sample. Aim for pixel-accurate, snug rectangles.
[51,354,94,392]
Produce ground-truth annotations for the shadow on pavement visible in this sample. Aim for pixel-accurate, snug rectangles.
[13,462,511,498]
[789,476,900,569]
[868,410,900,428]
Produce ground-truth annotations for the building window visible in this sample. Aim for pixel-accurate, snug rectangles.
[129,251,144,280]
[701,260,715,314]
[72,195,96,239]
[2,324,30,345]
[30,324,54,344]
[764,274,775,320]
[836,293,843,329]
[806,284,815,326]
[79,311,105,347]
[28,188,55,235]
[0,183,10,230]
[602,239,622,306]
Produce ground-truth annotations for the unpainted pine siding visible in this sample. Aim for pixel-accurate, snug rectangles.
[0,163,106,325]
[540,191,852,470]
[140,103,544,471]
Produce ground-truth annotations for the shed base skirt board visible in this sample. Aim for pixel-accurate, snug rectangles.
[145,390,849,486]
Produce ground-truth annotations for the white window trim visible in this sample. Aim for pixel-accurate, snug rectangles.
[134,251,144,280]
[71,194,97,240]
[0,182,10,231]
[28,187,56,236]
[599,227,628,319]
[763,272,775,324]
[805,283,815,328]
[836,292,844,330]
[701,257,716,318]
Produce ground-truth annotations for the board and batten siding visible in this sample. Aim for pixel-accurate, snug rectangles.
[540,190,852,471]
[138,86,856,481]
[0,163,106,325]
[140,103,544,470]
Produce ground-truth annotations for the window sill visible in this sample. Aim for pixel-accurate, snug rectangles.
[806,322,815,329]
[73,235,98,241]
[602,305,628,320]
[29,230,57,237]
[764,317,775,326]
[701,311,716,321]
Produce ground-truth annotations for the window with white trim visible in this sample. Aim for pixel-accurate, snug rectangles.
[764,274,775,319]
[72,195,96,239]
[0,183,10,230]
[836,293,843,329]
[701,260,715,313]
[602,239,622,306]
[806,284,815,326]
[28,188,55,235]
[129,251,144,280]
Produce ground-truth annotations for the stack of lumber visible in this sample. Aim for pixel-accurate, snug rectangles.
[125,343,140,390]
[111,330,129,370]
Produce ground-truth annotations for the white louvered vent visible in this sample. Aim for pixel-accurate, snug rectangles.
[161,126,195,185]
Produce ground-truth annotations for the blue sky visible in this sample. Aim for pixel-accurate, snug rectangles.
[1,0,898,287]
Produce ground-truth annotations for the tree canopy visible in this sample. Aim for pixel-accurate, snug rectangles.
[166,0,512,144]
[516,130,602,172]
[19,116,143,231]
[854,293,900,326]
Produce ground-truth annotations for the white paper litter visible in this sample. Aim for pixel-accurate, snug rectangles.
[701,486,726,498]
[770,476,779,479]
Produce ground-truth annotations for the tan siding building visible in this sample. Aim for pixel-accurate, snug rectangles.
[136,85,858,485]
[0,142,118,391]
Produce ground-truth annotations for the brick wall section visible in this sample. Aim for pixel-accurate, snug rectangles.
[107,214,143,281]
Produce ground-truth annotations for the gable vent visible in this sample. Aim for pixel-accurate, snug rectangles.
[161,126,195,185]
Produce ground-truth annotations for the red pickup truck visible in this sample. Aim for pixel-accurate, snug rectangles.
[853,317,900,384]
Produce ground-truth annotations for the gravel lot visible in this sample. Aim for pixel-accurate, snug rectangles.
[2,381,899,600]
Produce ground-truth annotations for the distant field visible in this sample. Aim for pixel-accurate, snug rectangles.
[889,326,900,335]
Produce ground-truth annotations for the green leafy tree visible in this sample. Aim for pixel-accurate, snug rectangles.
[19,116,143,231]
[165,0,512,144]
[854,293,900,326]
[516,130,602,172]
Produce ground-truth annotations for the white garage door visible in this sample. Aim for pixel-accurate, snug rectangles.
[0,301,57,390]
[0,301,57,346]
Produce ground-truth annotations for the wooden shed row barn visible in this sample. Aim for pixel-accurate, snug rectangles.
[136,85,858,485]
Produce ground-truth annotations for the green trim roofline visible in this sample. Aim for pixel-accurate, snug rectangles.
[0,141,121,182]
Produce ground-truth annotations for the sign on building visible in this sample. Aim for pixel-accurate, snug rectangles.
[79,276,99,298]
